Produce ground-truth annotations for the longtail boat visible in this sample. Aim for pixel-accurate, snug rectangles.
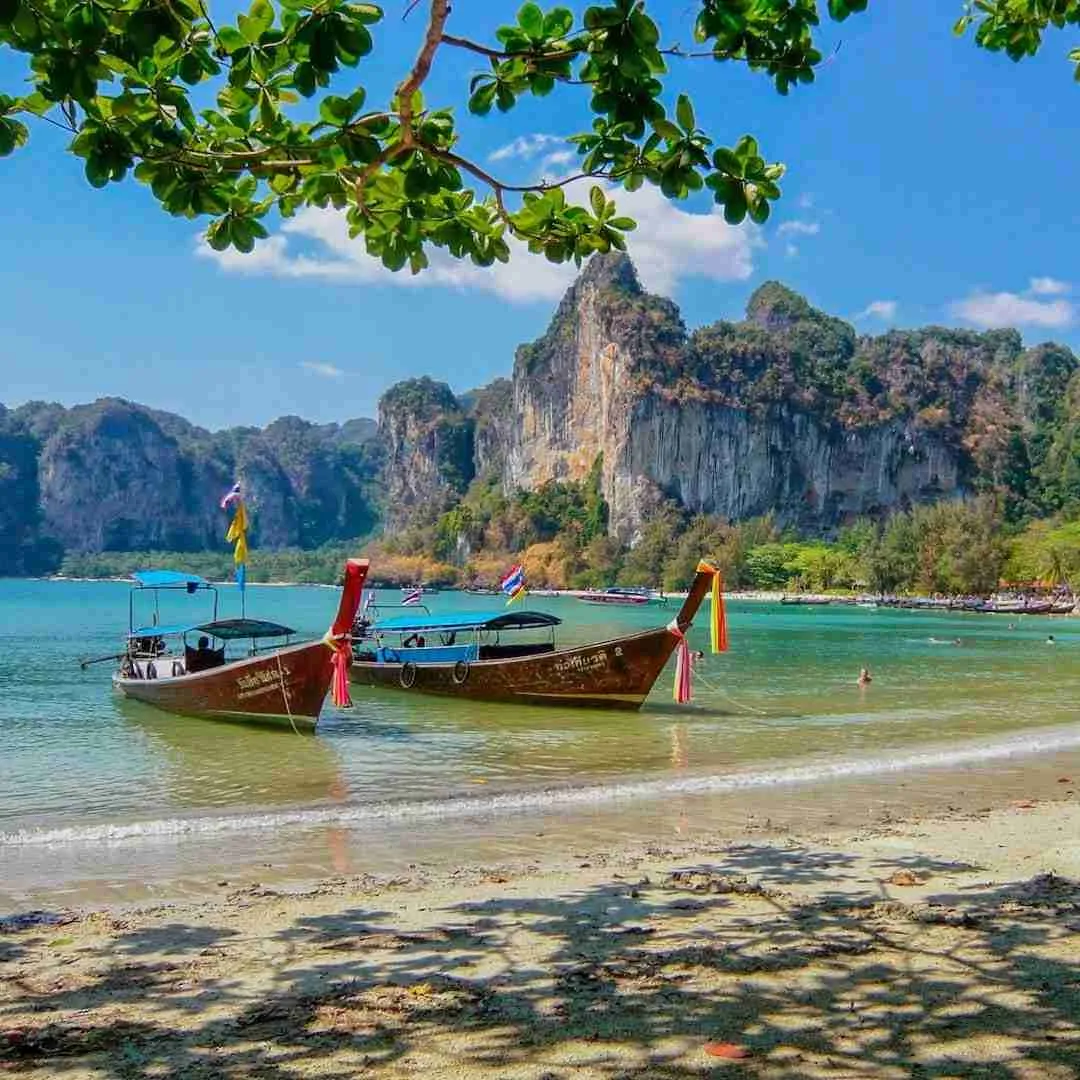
[110,560,368,730]
[578,586,667,606]
[350,561,725,710]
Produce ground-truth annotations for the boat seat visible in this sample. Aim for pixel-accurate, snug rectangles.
[185,645,227,673]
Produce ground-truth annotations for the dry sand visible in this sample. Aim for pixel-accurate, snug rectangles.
[3,791,1080,1079]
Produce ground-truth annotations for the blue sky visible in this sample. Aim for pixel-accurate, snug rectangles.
[2,2,1079,430]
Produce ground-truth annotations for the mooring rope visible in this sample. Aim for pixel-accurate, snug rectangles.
[276,650,300,736]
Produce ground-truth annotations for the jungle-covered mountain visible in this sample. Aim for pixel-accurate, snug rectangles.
[4,253,1080,581]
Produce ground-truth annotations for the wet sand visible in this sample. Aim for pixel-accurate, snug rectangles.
[3,774,1079,1077]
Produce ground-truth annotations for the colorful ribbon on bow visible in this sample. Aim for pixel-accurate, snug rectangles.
[322,631,352,708]
[670,623,693,704]
[669,563,729,704]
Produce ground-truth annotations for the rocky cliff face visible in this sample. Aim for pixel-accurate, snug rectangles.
[377,377,475,530]
[0,398,380,573]
[6,255,1078,573]
[489,253,1069,537]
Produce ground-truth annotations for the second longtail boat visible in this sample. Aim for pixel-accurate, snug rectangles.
[350,561,725,710]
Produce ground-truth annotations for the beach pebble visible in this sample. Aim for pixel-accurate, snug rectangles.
[704,1041,751,1059]
[886,870,926,887]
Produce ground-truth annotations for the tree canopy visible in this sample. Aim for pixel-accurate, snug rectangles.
[1,0,1076,269]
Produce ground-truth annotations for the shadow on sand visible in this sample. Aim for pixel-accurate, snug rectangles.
[2,847,1079,1078]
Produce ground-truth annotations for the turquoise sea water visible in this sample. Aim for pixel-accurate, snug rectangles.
[2,578,1079,906]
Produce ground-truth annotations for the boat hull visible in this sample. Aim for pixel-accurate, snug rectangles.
[114,640,333,730]
[350,626,681,710]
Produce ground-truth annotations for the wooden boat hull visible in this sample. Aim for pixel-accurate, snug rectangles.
[114,639,333,731]
[350,626,681,710]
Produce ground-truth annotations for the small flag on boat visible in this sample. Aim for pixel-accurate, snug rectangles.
[500,563,526,606]
[401,587,422,606]
[222,483,248,593]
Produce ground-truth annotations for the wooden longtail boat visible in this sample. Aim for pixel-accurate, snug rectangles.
[350,562,720,710]
[577,587,666,606]
[112,561,368,730]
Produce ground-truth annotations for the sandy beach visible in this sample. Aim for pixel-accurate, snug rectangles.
[3,780,1079,1078]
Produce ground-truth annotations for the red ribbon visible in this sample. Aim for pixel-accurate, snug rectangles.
[669,624,693,704]
[325,635,352,709]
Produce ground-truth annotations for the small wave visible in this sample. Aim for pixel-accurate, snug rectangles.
[5,725,1080,849]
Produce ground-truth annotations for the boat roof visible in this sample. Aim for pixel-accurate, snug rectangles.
[128,618,294,640]
[375,610,561,634]
[195,619,295,640]
[128,622,198,639]
[130,569,210,588]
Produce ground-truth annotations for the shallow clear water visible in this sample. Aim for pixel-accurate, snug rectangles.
[1,578,1078,904]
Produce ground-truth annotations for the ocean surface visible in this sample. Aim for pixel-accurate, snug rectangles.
[2,578,1079,908]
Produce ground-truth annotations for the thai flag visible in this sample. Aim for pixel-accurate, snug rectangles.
[401,587,423,606]
[501,564,526,605]
[220,482,242,510]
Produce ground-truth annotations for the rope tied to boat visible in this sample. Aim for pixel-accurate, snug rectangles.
[275,649,300,737]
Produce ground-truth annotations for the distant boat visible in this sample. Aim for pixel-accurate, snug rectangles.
[107,562,367,731]
[351,563,720,710]
[578,587,666,606]
[780,596,832,606]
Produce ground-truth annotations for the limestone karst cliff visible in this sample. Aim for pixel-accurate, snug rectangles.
[4,253,1079,573]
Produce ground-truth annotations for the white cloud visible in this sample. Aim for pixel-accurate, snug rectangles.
[300,360,345,378]
[949,291,1075,330]
[1030,276,1070,296]
[539,149,575,172]
[199,179,760,304]
[777,220,821,237]
[855,300,897,321]
[488,134,567,162]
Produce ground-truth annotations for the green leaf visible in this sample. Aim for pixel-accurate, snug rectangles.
[653,118,681,142]
[319,94,353,124]
[345,2,382,23]
[607,216,636,230]
[734,134,759,161]
[589,184,605,218]
[238,0,273,44]
[712,147,742,176]
[216,25,246,52]
[722,185,747,225]
[0,117,28,156]
[518,1,543,38]
[675,93,695,132]
[15,90,52,116]
[543,6,573,38]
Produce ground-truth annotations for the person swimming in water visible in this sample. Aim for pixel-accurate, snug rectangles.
[1048,634,1056,645]
[857,667,872,686]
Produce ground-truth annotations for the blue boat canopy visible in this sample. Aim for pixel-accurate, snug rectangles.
[195,619,294,640]
[128,622,199,639]
[131,569,210,588]
[374,610,561,634]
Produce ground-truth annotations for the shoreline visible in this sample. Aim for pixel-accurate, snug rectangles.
[3,782,1078,1077]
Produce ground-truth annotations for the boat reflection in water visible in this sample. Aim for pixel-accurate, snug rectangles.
[115,697,346,811]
